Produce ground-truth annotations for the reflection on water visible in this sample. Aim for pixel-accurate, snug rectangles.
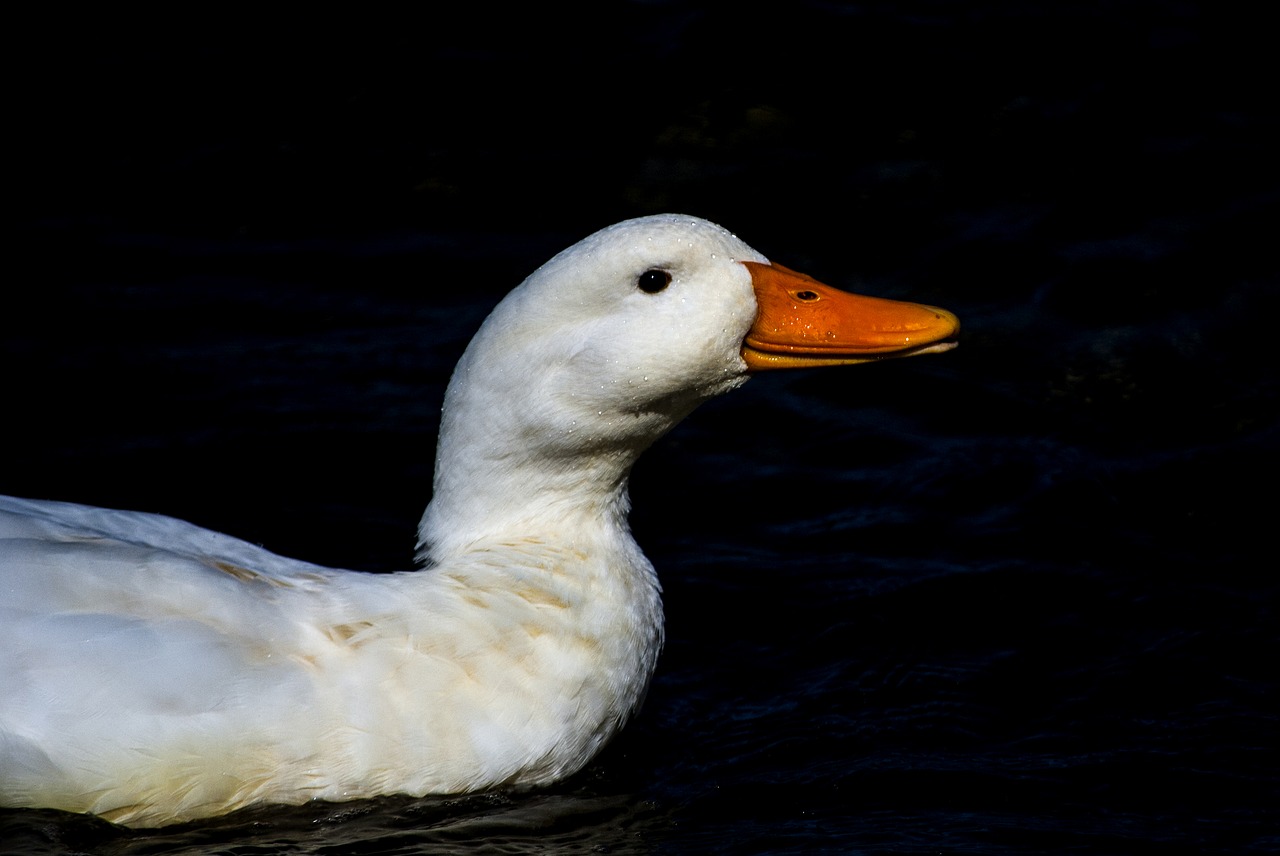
[3,790,666,855]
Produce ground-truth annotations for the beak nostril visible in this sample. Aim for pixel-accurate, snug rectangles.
[793,290,820,301]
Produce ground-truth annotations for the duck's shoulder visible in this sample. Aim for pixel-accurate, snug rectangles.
[413,530,663,667]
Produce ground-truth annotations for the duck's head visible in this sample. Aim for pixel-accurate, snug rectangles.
[423,214,958,554]
[447,214,957,427]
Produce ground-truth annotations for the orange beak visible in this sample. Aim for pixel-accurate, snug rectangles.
[740,261,960,371]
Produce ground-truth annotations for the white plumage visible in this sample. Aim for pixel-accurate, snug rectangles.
[0,214,958,826]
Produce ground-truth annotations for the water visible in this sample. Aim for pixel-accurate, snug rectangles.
[5,3,1277,853]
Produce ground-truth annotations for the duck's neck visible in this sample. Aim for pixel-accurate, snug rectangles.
[417,440,640,564]
[415,373,688,565]
[415,305,730,564]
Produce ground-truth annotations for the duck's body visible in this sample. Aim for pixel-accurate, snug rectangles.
[0,215,958,826]
[1,495,659,825]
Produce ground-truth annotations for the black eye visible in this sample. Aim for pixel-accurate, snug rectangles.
[637,269,672,294]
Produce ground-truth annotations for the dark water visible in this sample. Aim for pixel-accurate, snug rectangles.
[5,3,1277,853]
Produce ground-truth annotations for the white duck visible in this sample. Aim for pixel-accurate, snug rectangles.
[0,214,958,827]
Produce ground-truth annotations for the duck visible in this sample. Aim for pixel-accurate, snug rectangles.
[0,214,958,827]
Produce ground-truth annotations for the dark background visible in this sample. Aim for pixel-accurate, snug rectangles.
[5,3,1277,853]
